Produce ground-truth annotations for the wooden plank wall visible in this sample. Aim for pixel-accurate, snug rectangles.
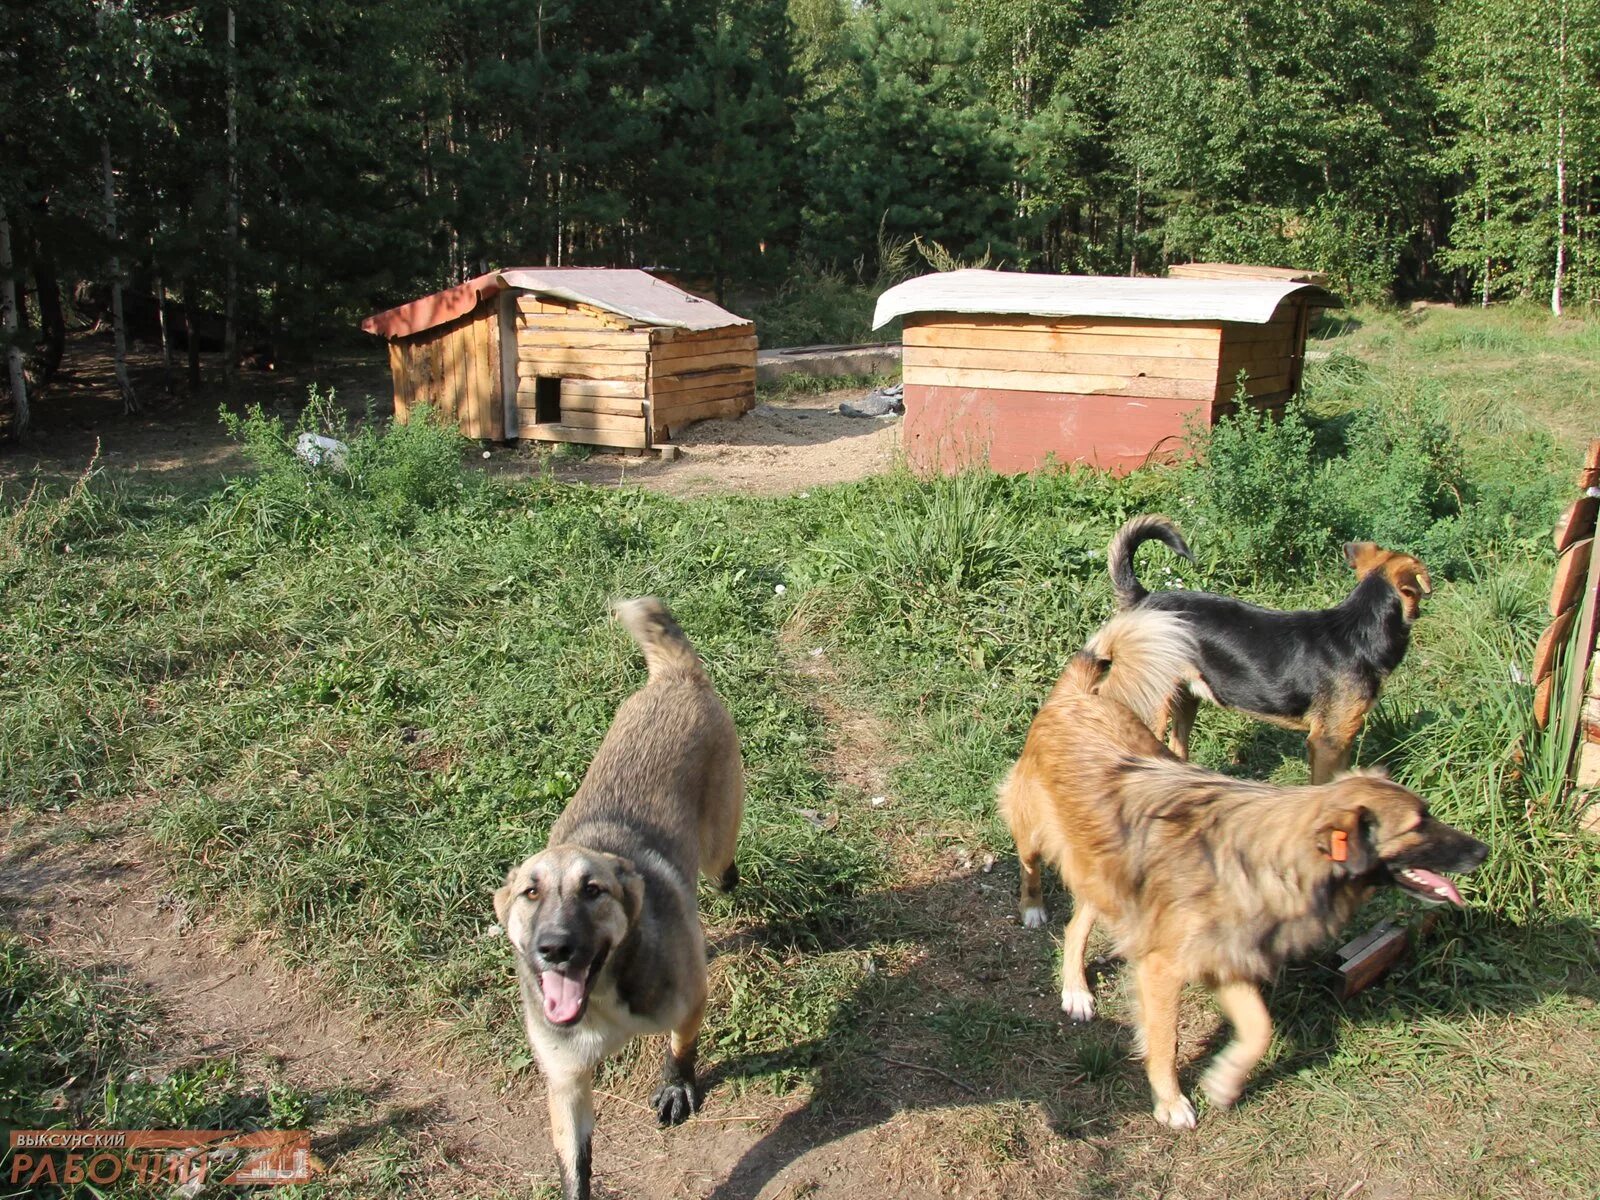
[902,314,1224,403]
[900,306,1317,475]
[387,301,503,439]
[513,296,651,447]
[1213,299,1306,414]
[647,323,757,441]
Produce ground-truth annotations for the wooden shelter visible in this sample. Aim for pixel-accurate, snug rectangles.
[874,269,1337,475]
[361,269,756,450]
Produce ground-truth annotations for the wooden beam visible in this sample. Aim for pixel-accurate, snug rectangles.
[902,363,1216,402]
[905,314,1225,341]
[518,418,648,448]
[903,344,1219,381]
[556,408,647,431]
[648,367,756,397]
[516,329,654,349]
[904,324,1222,360]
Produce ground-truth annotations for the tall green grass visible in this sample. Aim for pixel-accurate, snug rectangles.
[2,313,1596,1183]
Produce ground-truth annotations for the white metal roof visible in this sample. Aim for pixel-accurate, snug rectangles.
[872,269,1335,329]
[498,268,749,331]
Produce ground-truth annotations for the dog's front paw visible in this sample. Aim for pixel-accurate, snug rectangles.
[1153,1095,1197,1130]
[651,1079,700,1127]
[1021,906,1048,929]
[1060,988,1095,1022]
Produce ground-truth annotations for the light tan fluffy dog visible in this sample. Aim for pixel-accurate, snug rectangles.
[999,610,1486,1128]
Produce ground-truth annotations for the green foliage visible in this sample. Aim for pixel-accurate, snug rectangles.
[796,0,1020,272]
[1182,402,1336,582]
[217,387,475,540]
[748,262,882,347]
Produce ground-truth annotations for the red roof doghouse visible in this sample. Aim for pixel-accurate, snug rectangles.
[362,269,755,451]
[874,270,1337,474]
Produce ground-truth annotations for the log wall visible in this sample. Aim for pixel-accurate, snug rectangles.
[386,299,502,439]
[647,324,757,441]
[388,292,757,450]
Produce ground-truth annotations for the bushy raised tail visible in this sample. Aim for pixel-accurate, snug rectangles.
[1107,514,1193,609]
[613,597,705,682]
[1054,609,1199,732]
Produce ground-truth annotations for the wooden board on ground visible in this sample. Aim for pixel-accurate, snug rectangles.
[1550,538,1594,617]
[1337,920,1409,999]
[1532,607,1578,687]
[518,419,648,449]
[1555,496,1599,554]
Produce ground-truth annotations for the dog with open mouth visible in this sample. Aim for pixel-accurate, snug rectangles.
[495,598,743,1200]
[1000,608,1487,1129]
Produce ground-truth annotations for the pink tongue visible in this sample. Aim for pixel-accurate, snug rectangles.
[541,970,588,1024]
[1409,868,1463,907]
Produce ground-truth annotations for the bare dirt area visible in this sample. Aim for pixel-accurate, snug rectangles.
[494,388,901,498]
[3,332,901,499]
[0,331,392,492]
[0,806,560,1196]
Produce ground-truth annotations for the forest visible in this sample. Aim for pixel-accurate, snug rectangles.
[2,0,1598,420]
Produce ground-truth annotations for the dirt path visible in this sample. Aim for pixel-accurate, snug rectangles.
[527,390,901,498]
[0,655,930,1199]
[0,809,563,1196]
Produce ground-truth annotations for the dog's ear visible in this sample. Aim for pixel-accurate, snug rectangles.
[1344,541,1376,571]
[1318,806,1377,877]
[493,880,518,928]
[1395,559,1432,598]
[611,855,645,924]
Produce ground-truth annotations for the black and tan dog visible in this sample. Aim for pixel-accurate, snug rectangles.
[1107,513,1433,782]
[495,598,743,1200]
[1000,608,1486,1128]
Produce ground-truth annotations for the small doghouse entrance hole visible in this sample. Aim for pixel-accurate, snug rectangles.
[534,376,562,424]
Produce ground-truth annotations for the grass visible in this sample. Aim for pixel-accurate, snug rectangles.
[2,304,1598,1198]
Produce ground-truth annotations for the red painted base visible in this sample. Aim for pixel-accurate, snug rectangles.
[902,384,1213,475]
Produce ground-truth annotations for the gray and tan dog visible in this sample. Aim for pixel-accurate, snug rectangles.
[495,598,743,1200]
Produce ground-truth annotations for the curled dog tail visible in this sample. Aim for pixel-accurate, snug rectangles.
[613,597,706,682]
[1059,609,1198,731]
[1107,514,1193,609]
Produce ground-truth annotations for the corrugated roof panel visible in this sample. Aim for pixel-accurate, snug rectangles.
[872,269,1336,329]
[361,268,751,339]
[498,268,749,332]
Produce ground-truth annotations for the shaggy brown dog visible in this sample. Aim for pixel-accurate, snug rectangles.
[1107,514,1433,782]
[999,610,1486,1128]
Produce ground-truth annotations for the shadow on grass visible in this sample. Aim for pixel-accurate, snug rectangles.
[698,853,1600,1200]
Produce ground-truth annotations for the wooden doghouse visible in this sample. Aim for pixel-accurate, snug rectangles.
[361,269,756,450]
[874,269,1337,474]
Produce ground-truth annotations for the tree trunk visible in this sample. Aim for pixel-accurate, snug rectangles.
[224,3,239,391]
[183,279,200,391]
[33,254,65,384]
[0,201,30,436]
[153,256,173,396]
[101,137,138,414]
[1552,0,1568,316]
